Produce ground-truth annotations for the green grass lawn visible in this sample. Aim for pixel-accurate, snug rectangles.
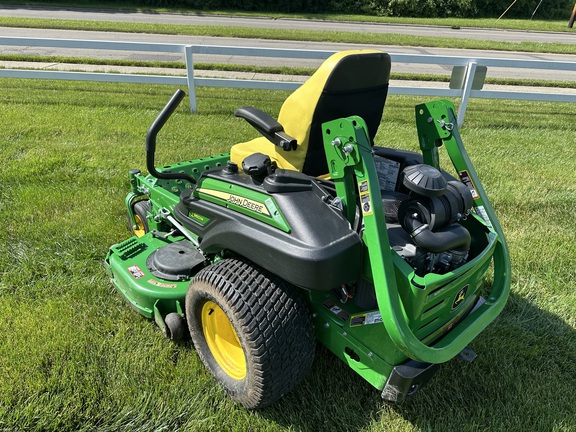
[0,78,575,431]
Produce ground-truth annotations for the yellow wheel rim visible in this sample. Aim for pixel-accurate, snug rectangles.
[133,214,146,237]
[201,301,246,380]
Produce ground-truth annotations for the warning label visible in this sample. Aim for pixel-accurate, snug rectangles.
[358,180,373,216]
[458,170,480,200]
[350,311,383,327]
[128,265,145,279]
[322,300,350,321]
[374,156,400,191]
[474,205,493,229]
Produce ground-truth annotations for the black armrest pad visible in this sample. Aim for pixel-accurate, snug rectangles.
[235,106,297,151]
[235,106,283,136]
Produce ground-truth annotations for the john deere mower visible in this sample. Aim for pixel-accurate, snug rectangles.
[105,50,510,408]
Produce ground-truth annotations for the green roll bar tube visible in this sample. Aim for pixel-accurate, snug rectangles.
[322,100,511,364]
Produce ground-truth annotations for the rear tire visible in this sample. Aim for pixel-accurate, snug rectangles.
[186,257,315,409]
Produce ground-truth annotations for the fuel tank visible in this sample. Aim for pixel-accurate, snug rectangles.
[174,165,363,291]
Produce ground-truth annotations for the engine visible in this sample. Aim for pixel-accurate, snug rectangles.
[385,164,474,276]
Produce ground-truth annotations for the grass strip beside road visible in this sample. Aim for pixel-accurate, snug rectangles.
[2,16,576,55]
[0,54,316,76]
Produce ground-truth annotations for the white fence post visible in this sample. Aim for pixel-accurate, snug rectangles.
[185,45,197,113]
[457,61,477,128]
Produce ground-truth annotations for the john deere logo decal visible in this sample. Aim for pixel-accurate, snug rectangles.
[198,188,270,216]
[452,285,468,310]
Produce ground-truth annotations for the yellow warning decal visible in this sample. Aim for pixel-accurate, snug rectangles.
[458,170,480,200]
[350,311,383,327]
[357,180,373,216]
[197,188,270,216]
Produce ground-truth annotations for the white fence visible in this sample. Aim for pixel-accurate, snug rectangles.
[1,37,575,126]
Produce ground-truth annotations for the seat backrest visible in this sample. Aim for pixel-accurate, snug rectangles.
[230,50,391,176]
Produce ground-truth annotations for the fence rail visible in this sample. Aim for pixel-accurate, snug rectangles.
[1,36,575,125]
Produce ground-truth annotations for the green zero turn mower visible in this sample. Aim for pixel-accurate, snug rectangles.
[105,50,511,409]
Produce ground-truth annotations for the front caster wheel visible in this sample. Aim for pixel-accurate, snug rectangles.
[186,257,315,409]
[164,312,188,342]
[129,200,150,237]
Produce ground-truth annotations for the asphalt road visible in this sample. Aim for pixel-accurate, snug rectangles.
[1,4,576,45]
[0,5,575,83]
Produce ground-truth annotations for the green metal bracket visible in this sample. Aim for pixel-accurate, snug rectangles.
[154,299,185,337]
[415,99,455,170]
[323,118,364,224]
[417,99,511,310]
[125,192,144,231]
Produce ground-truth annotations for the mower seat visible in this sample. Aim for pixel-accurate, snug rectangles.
[230,50,392,177]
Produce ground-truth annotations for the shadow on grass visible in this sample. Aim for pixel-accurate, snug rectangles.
[258,292,576,431]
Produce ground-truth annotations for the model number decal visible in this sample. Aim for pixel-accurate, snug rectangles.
[188,211,209,225]
[148,279,178,289]
[197,188,270,216]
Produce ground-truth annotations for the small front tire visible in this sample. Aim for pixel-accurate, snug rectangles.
[164,312,188,342]
[129,200,150,237]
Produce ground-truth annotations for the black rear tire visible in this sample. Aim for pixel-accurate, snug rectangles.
[186,257,315,409]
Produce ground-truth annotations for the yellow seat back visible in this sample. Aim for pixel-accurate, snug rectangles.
[231,50,391,176]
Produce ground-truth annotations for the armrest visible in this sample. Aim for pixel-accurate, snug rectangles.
[235,106,297,151]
